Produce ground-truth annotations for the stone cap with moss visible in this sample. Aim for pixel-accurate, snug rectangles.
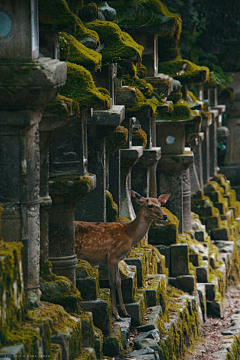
[86,20,144,64]
[108,0,182,38]
[39,0,99,44]
[158,59,209,85]
[60,62,110,109]
[59,32,102,72]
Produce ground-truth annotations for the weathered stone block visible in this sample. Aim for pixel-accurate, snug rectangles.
[211,228,230,241]
[145,274,167,312]
[196,283,207,322]
[76,278,99,301]
[113,317,131,349]
[93,327,103,359]
[79,312,95,348]
[207,300,223,318]
[176,275,196,294]
[116,87,137,105]
[80,290,112,336]
[170,244,189,277]
[189,254,199,267]
[195,230,205,242]
[196,265,209,283]
[137,306,163,333]
[156,245,170,270]
[103,324,123,357]
[125,257,145,288]
[204,216,220,231]
[149,222,177,246]
[124,290,146,327]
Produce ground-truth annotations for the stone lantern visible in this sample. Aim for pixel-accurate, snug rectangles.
[0,0,67,306]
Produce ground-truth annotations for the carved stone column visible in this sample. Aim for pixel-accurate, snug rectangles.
[201,112,212,184]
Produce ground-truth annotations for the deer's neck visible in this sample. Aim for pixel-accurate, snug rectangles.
[126,208,152,247]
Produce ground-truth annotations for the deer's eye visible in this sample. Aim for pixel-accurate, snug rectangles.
[148,204,153,208]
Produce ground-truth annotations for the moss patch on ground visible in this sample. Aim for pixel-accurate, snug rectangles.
[60,62,110,109]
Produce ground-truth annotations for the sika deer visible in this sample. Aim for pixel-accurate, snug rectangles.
[75,191,170,321]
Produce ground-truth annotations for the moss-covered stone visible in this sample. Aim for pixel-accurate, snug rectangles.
[149,208,179,245]
[106,190,119,222]
[106,126,128,154]
[44,94,79,117]
[76,260,100,301]
[86,20,143,63]
[132,128,147,148]
[60,62,110,109]
[59,32,102,72]
[158,58,209,84]
[39,0,99,43]
[157,99,201,121]
[49,173,92,197]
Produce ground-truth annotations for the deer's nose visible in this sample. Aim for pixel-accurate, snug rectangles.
[163,215,168,221]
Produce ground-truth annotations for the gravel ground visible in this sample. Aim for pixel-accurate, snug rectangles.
[184,284,240,360]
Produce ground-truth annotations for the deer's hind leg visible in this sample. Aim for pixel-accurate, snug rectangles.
[116,266,131,318]
[108,262,121,320]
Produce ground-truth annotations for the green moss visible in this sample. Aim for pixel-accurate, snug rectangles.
[59,32,102,72]
[60,62,110,109]
[106,126,128,154]
[123,74,154,97]
[93,326,103,359]
[157,99,201,121]
[108,0,181,40]
[137,64,147,78]
[106,190,119,222]
[39,0,77,28]
[49,173,92,196]
[29,302,82,359]
[132,128,147,148]
[86,20,143,63]
[158,58,209,85]
[76,260,98,279]
[79,3,98,22]
[149,208,179,245]
[44,94,80,117]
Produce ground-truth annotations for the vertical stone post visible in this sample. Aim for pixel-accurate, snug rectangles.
[0,1,67,306]
[76,106,125,222]
[190,133,204,193]
[201,113,212,184]
[131,108,161,198]
[156,121,194,233]
[48,107,96,284]
[120,117,143,220]
[209,109,219,177]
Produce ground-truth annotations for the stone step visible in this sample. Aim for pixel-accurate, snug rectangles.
[76,260,100,301]
[0,345,26,359]
[124,289,146,327]
[102,323,123,357]
[99,261,137,304]
[196,260,209,283]
[113,317,131,349]
[136,306,164,333]
[144,274,167,312]
[50,344,62,360]
[196,283,207,322]
[80,289,112,336]
[76,347,97,360]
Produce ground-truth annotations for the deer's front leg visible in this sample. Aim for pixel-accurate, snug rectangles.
[116,266,131,318]
[108,262,121,321]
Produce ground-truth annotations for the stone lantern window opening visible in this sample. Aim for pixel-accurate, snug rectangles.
[0,12,12,39]
[166,135,175,145]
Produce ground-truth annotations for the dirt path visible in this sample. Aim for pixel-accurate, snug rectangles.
[184,285,240,360]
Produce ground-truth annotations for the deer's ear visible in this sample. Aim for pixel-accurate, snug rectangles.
[131,190,143,204]
[158,194,170,205]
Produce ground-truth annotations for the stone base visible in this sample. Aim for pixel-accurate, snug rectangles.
[103,324,123,357]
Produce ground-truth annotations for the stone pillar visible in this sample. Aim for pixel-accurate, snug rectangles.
[75,105,125,222]
[182,166,192,232]
[156,121,194,233]
[0,1,67,307]
[190,133,204,193]
[48,106,96,283]
[209,109,219,177]
[201,113,212,184]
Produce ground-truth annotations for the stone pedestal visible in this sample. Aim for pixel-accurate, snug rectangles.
[39,98,78,264]
[49,174,96,284]
[156,120,195,233]
[120,147,143,220]
[201,113,212,184]
[76,105,125,222]
[158,152,193,233]
[209,109,219,177]
[0,58,67,306]
[131,148,161,198]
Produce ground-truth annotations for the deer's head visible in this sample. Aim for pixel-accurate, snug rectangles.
[131,190,170,222]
